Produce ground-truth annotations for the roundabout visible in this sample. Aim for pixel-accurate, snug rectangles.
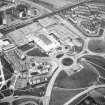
[61,57,74,66]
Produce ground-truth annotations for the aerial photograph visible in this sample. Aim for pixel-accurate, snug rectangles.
[0,0,105,105]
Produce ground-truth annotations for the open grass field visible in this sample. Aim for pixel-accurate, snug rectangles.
[49,87,85,105]
[80,55,105,78]
[54,63,98,89]
[27,48,48,57]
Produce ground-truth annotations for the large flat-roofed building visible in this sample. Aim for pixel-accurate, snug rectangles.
[26,29,60,52]
[7,22,42,46]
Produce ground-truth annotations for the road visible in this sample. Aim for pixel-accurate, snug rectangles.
[0,59,5,90]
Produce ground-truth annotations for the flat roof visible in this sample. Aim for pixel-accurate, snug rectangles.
[38,34,52,45]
